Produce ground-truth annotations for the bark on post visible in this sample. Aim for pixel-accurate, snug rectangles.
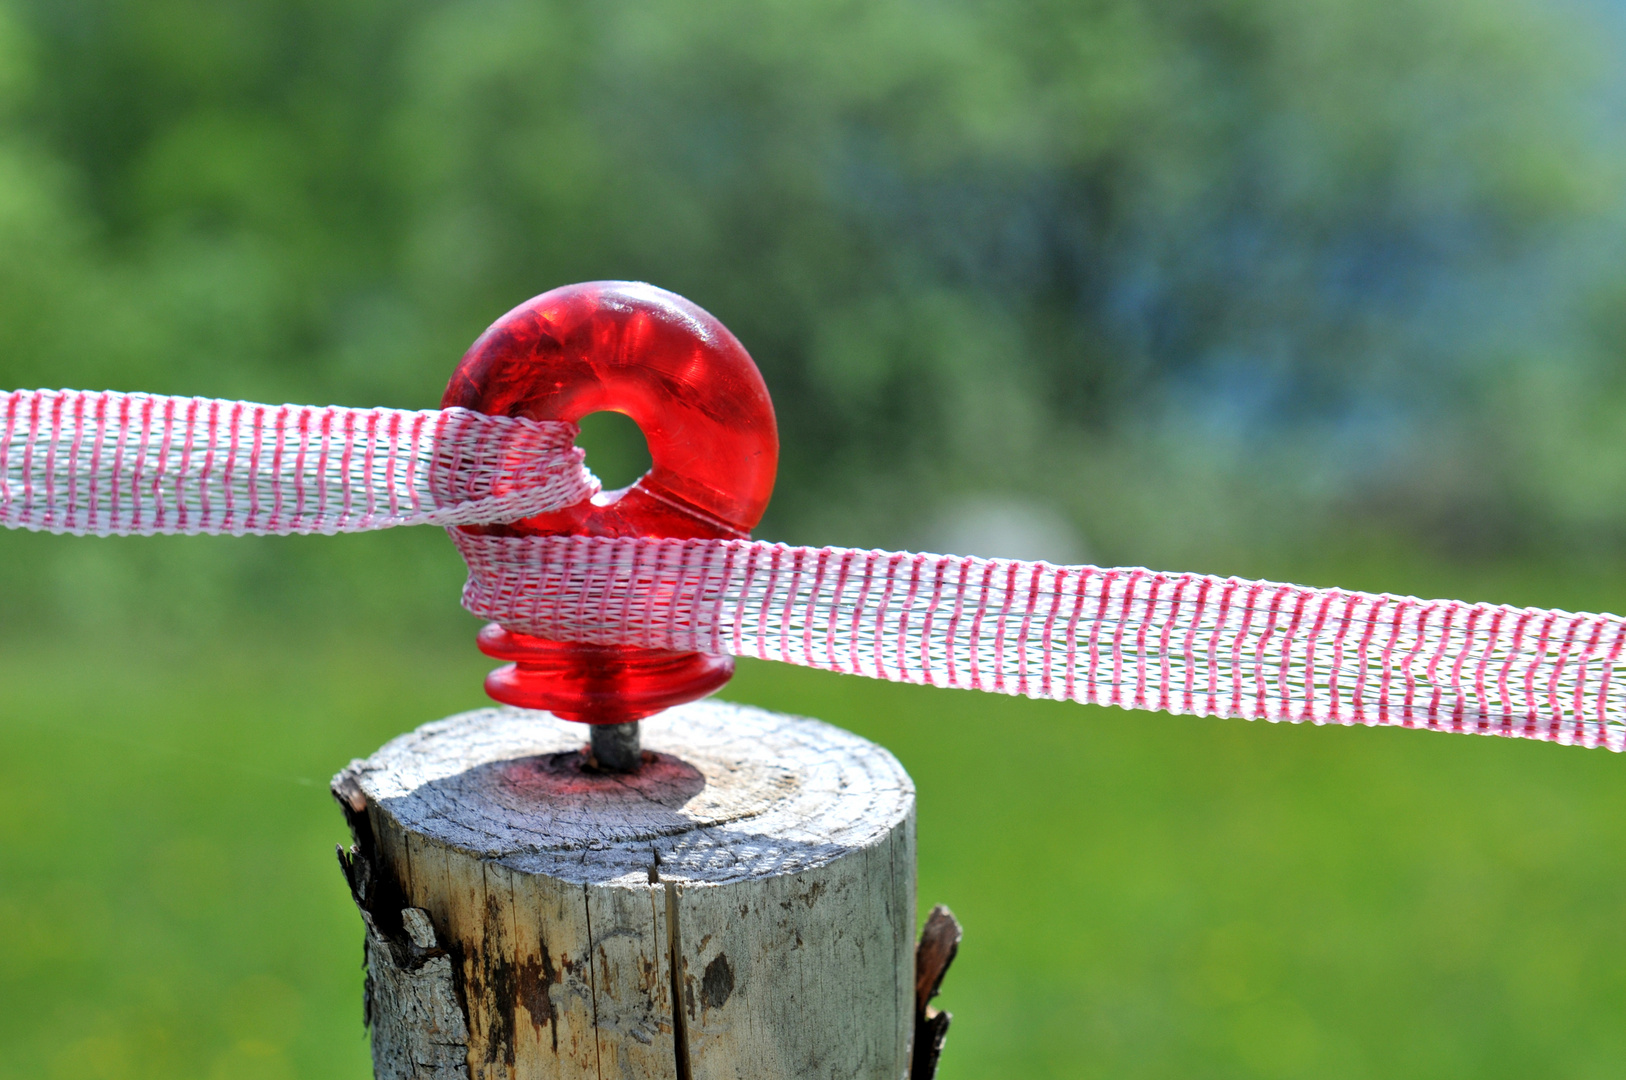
[334,700,917,1080]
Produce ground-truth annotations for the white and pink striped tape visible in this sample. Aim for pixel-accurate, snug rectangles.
[454,535,1626,751]
[7,388,1625,751]
[0,389,595,534]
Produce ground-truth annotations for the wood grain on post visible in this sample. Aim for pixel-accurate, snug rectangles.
[334,700,917,1080]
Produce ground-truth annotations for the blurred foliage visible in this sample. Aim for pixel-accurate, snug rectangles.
[0,0,1619,631]
[4,2,1626,1077]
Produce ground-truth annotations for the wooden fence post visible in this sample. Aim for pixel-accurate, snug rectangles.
[333,699,919,1080]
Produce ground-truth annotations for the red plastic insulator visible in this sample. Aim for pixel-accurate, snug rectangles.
[442,281,778,723]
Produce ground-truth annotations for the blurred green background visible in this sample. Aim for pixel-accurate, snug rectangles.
[3,0,1626,1076]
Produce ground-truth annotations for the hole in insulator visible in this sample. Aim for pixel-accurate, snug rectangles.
[575,410,652,491]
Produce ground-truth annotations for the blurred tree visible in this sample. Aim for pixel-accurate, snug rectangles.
[0,0,1621,630]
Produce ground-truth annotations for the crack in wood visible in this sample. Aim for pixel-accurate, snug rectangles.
[662,878,694,1080]
[335,767,473,1079]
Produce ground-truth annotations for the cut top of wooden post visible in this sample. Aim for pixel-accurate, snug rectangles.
[341,700,919,1080]
[347,700,913,886]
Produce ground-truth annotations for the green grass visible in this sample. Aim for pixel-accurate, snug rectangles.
[5,554,1626,1078]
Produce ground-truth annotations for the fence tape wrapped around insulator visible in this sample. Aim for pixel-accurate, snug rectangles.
[0,389,596,535]
[453,533,1626,751]
[6,386,1626,753]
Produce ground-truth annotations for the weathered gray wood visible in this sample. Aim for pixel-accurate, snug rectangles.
[336,700,917,1080]
[363,908,472,1080]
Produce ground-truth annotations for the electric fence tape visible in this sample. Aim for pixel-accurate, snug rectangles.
[7,388,1623,752]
